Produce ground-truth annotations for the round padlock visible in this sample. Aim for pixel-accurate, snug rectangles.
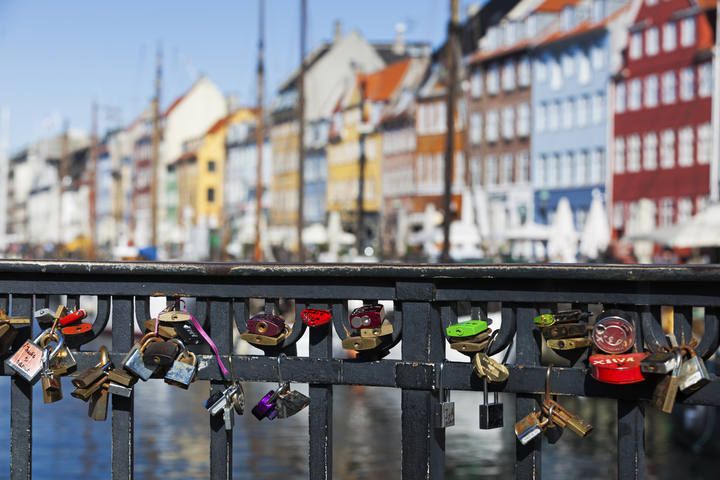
[61,322,94,348]
[591,312,635,354]
[589,353,648,384]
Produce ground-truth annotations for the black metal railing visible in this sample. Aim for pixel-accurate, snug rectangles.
[1,260,719,479]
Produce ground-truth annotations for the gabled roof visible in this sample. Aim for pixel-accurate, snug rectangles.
[360,59,412,102]
[536,0,582,13]
[538,1,632,47]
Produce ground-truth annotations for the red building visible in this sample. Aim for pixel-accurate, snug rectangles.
[612,0,716,238]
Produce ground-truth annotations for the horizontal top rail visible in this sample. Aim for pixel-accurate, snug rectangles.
[2,259,720,282]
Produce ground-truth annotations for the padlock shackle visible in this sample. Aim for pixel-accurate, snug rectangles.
[96,345,111,368]
[33,328,65,360]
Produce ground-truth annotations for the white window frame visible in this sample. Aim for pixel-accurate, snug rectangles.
[627,135,641,172]
[680,67,694,101]
[659,198,674,227]
[615,138,625,174]
[470,112,482,145]
[615,82,626,113]
[502,61,516,91]
[577,95,589,126]
[517,103,530,137]
[487,65,500,95]
[644,75,658,108]
[502,107,515,140]
[486,110,499,142]
[630,32,642,59]
[699,63,712,97]
[662,71,676,104]
[518,56,531,87]
[698,123,712,165]
[645,27,659,56]
[681,16,696,47]
[661,129,675,168]
[663,22,676,52]
[643,132,657,170]
[678,126,694,167]
[629,79,642,110]
[470,70,483,98]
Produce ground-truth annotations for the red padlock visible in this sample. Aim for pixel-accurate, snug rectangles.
[59,308,87,327]
[61,322,94,348]
[301,308,332,327]
[589,353,649,384]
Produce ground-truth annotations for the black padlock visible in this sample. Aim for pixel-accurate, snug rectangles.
[479,376,503,430]
[142,338,181,368]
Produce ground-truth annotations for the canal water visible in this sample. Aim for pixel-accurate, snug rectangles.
[0,378,717,479]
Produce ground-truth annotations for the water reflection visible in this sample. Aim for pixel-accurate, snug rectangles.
[0,379,715,479]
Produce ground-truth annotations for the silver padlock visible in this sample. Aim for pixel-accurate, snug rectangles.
[122,334,162,381]
[108,382,133,398]
[678,349,711,392]
[433,363,455,428]
[5,329,64,382]
[33,308,55,324]
[164,346,198,389]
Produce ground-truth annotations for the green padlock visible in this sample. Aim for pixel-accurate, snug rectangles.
[445,320,488,339]
[533,313,556,327]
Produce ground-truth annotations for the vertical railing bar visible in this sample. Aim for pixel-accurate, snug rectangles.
[111,296,135,480]
[307,300,333,479]
[10,294,32,480]
[617,401,645,480]
[209,299,233,480]
[400,283,444,479]
[515,305,541,480]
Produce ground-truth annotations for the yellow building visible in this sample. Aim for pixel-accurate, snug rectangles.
[326,59,413,241]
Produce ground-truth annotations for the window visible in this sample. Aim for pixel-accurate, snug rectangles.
[562,98,574,129]
[643,132,657,170]
[644,75,658,107]
[678,127,693,166]
[517,151,530,183]
[470,113,482,145]
[661,129,675,168]
[517,103,530,137]
[560,152,573,186]
[681,17,695,47]
[502,107,515,139]
[470,156,482,185]
[502,61,516,91]
[662,71,676,104]
[536,103,547,132]
[518,56,531,86]
[699,63,712,97]
[470,71,483,98]
[562,53,574,77]
[627,135,641,172]
[549,101,560,131]
[614,138,625,174]
[629,79,641,110]
[630,32,642,59]
[680,68,694,101]
[501,154,514,184]
[535,58,547,82]
[615,82,626,113]
[575,150,588,185]
[550,57,563,90]
[592,92,604,124]
[591,149,605,184]
[678,197,693,223]
[613,201,625,229]
[698,123,712,164]
[487,65,499,95]
[486,155,498,185]
[486,110,499,142]
[660,198,674,227]
[207,188,215,203]
[577,95,589,126]
[537,155,547,186]
[548,154,559,187]
[207,160,216,172]
[663,22,676,51]
[578,49,591,84]
[591,46,604,70]
[645,27,659,56]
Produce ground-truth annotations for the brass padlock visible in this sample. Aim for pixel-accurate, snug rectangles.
[449,340,489,353]
[239,328,289,347]
[142,338,181,368]
[73,346,112,389]
[143,319,178,339]
[40,348,62,404]
[359,320,394,338]
[0,321,19,356]
[157,310,192,323]
[341,335,381,351]
[88,385,110,421]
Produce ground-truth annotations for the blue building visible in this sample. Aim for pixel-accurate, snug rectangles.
[531,0,629,227]
[303,119,329,224]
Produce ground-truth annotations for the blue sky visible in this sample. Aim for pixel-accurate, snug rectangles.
[0,0,474,150]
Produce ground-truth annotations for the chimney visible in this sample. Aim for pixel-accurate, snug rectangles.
[393,22,407,55]
[334,20,342,43]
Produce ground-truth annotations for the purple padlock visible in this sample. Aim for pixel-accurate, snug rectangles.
[251,390,278,420]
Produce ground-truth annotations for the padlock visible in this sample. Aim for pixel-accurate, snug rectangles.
[143,318,178,339]
[60,322,94,349]
[33,308,56,326]
[142,337,181,368]
[678,347,710,392]
[349,304,385,330]
[640,351,680,374]
[207,382,245,430]
[540,399,593,437]
[652,350,683,414]
[73,345,112,389]
[472,352,509,383]
[251,386,285,421]
[541,323,588,340]
[359,319,394,338]
[72,374,108,401]
[5,329,64,383]
[43,334,77,376]
[301,308,332,327]
[108,382,133,397]
[88,385,110,421]
[275,389,310,419]
[122,334,163,381]
[447,330,490,345]
[589,353,648,384]
[445,319,488,339]
[157,310,192,323]
[341,335,381,351]
[479,376,503,429]
[247,312,286,337]
[591,311,635,354]
[239,328,289,347]
[514,409,552,445]
[58,308,87,327]
[448,340,489,353]
[0,321,19,356]
[40,348,63,404]
[545,337,592,350]
[533,309,587,327]
[433,363,454,428]
[108,368,138,388]
[164,349,198,389]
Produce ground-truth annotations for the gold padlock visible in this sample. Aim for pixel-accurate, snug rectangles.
[447,330,491,344]
[239,328,289,347]
[359,320,394,338]
[157,311,192,323]
[341,335,381,351]
[449,340,489,353]
[143,319,178,339]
